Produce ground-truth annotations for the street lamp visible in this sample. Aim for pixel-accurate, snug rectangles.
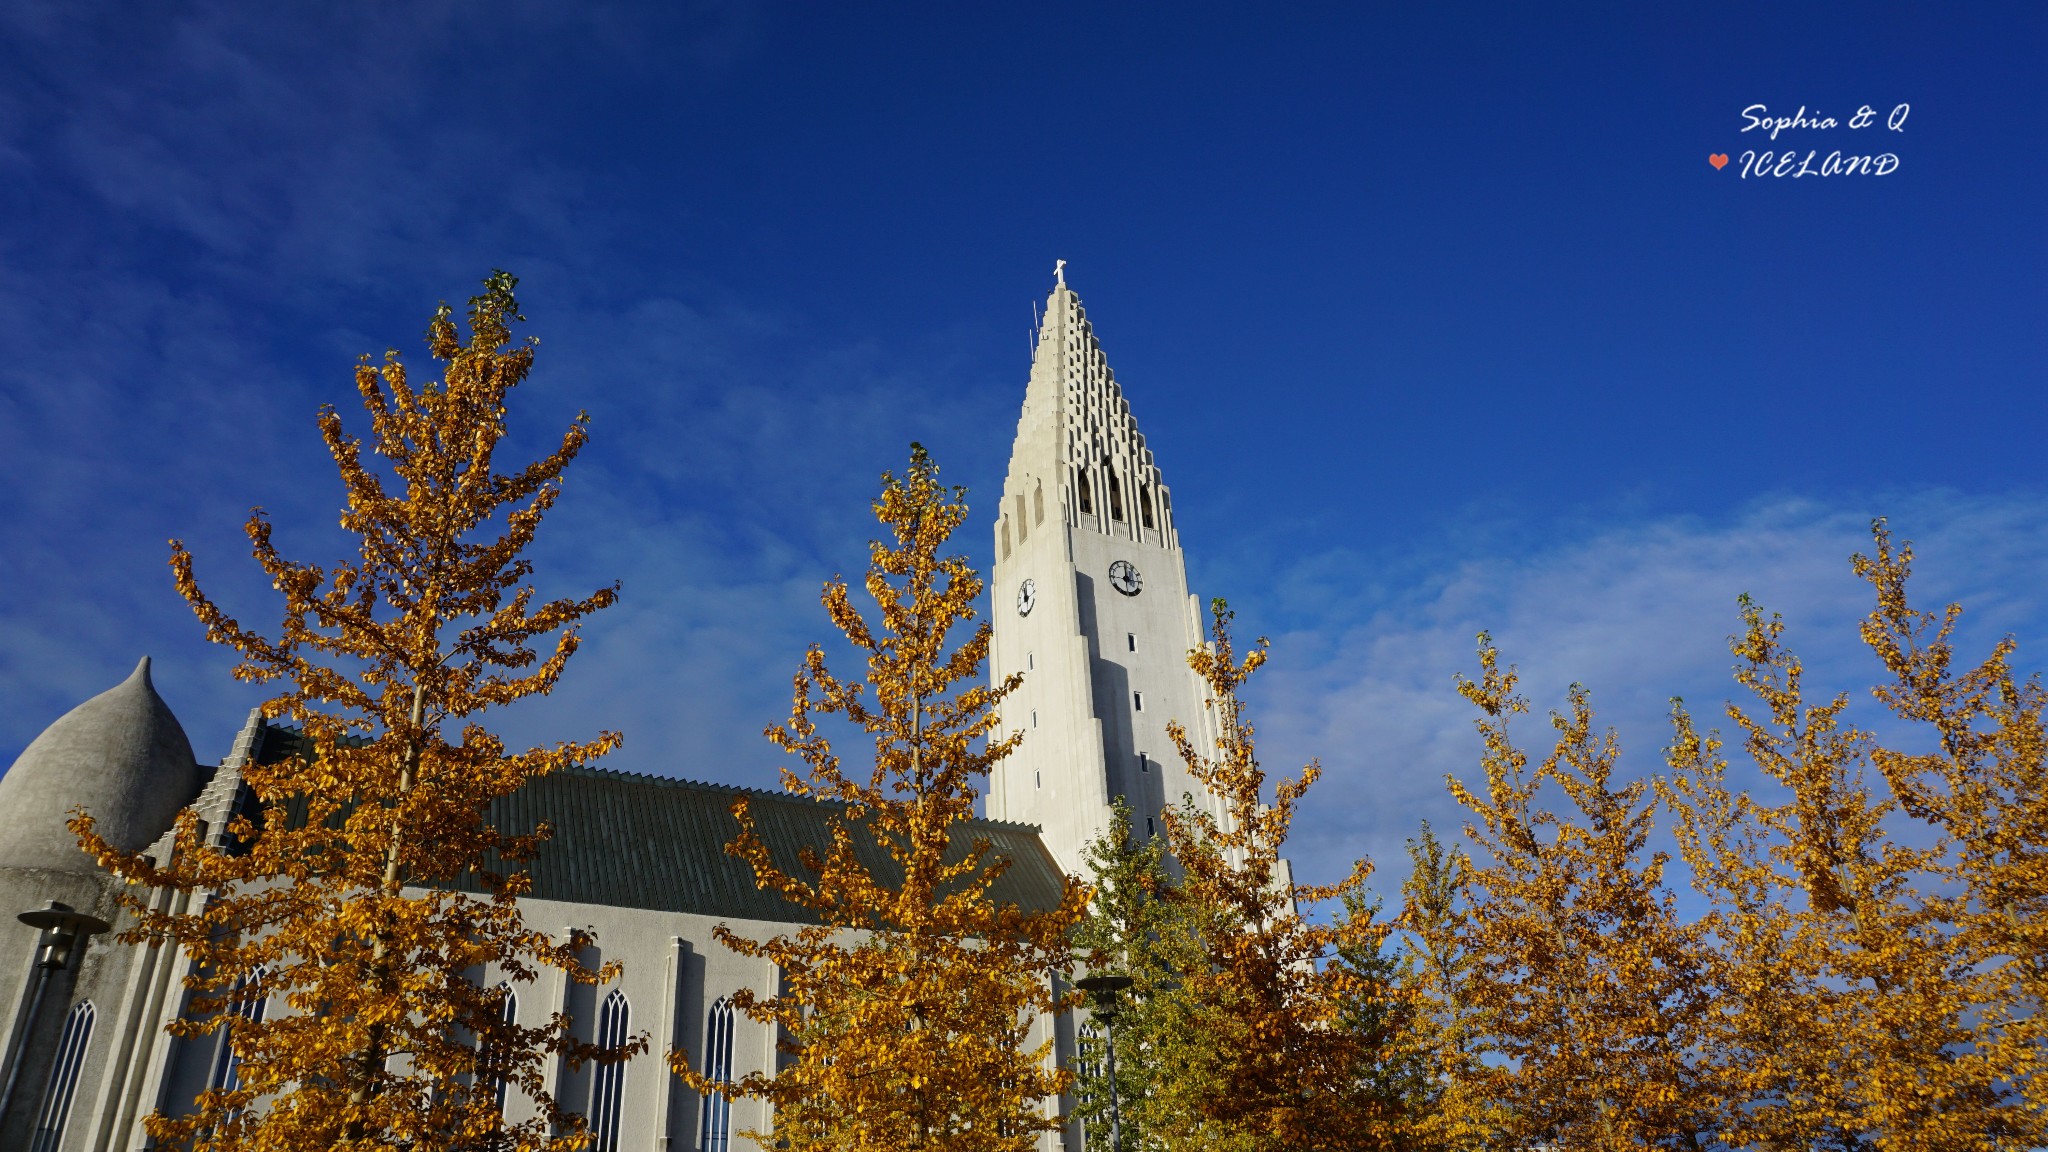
[1075,973,1133,1152]
[0,902,111,1123]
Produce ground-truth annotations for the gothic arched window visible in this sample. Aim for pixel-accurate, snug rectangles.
[1075,1020,1104,1148]
[206,966,270,1102]
[487,984,518,1116]
[29,1000,94,1152]
[591,989,630,1152]
[701,997,737,1152]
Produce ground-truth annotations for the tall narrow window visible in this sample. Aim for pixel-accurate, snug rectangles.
[1000,518,1011,561]
[1015,495,1028,541]
[1034,482,1045,525]
[1140,483,1155,529]
[591,990,630,1152]
[1031,710,1038,728]
[489,985,518,1117]
[1075,1021,1111,1146]
[1126,633,1136,652]
[1077,471,1094,515]
[1146,817,1155,838]
[206,966,270,1104]
[1133,692,1144,712]
[1139,753,1150,774]
[1027,652,1034,670]
[29,1000,94,1152]
[1108,471,1126,521]
[702,998,737,1152]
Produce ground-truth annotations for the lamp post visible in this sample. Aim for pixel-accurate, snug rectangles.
[1075,973,1133,1152]
[0,902,111,1125]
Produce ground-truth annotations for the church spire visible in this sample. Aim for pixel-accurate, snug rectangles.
[986,267,1218,871]
[998,265,1175,563]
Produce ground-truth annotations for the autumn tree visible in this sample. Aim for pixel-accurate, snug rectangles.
[1659,524,2039,1148]
[1154,601,1401,1151]
[73,273,640,1151]
[1855,524,2047,1145]
[1658,696,1842,1150]
[671,444,1089,1152]
[1444,636,1717,1149]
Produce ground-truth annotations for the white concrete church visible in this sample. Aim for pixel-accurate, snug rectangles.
[0,270,1245,1151]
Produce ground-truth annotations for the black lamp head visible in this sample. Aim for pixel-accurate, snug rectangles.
[18,901,112,971]
[1075,972,1133,1017]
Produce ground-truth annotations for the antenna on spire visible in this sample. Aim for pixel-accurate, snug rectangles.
[1054,258,1067,287]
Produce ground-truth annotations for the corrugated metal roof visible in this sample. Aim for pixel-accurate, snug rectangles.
[252,727,1065,923]
[481,767,1070,924]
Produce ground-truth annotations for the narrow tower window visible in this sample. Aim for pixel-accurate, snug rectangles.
[1077,471,1094,515]
[30,1000,94,1152]
[1015,495,1028,541]
[1035,771,1041,790]
[1027,652,1034,670]
[1139,753,1150,774]
[1108,470,1126,521]
[1126,633,1136,652]
[1034,482,1045,525]
[1000,518,1011,561]
[702,998,736,1152]
[1140,483,1156,529]
[1146,817,1156,838]
[591,989,630,1152]
[1133,692,1144,712]
[1031,710,1038,728]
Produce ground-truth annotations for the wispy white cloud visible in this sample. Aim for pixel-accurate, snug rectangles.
[0,272,1012,783]
[1238,491,2048,896]
[0,0,984,777]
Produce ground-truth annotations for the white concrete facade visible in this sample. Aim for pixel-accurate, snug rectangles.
[986,274,1226,875]
[0,752,1078,1152]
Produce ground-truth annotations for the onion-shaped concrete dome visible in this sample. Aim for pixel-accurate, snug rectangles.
[0,657,206,873]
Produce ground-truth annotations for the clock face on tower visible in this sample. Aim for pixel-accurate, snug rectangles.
[1015,578,1037,616]
[1108,560,1142,596]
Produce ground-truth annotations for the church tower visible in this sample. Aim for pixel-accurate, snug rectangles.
[985,267,1224,874]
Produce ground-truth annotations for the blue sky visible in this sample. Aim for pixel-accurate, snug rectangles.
[2,3,2043,896]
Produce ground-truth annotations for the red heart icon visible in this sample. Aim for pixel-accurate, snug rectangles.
[1709,153,1730,170]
